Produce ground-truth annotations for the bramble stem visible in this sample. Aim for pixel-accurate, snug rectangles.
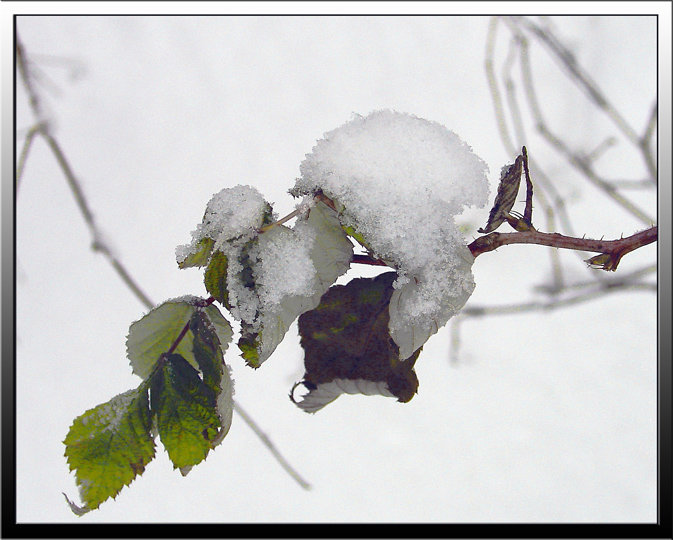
[469,226,657,271]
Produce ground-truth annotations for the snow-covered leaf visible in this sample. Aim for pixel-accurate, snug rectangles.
[176,185,273,268]
[177,237,214,269]
[236,204,353,367]
[292,110,487,358]
[388,244,476,359]
[63,385,155,512]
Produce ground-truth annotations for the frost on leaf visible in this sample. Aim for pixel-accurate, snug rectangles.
[63,386,155,512]
[236,201,352,367]
[176,185,273,268]
[150,354,222,471]
[291,110,489,358]
[126,297,233,380]
[292,272,420,413]
[389,243,476,359]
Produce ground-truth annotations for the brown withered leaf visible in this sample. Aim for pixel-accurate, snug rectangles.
[292,272,420,412]
[478,153,524,234]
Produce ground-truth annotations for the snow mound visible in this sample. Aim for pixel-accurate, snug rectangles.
[292,110,489,358]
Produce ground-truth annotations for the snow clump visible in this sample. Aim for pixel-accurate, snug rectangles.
[292,110,490,358]
[175,185,271,265]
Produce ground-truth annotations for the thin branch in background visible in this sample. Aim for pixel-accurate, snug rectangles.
[584,136,617,163]
[463,282,656,318]
[510,16,656,224]
[16,123,42,192]
[452,262,655,362]
[461,15,656,365]
[233,402,311,490]
[640,100,658,181]
[487,19,578,287]
[534,263,656,296]
[513,16,642,147]
[513,22,654,225]
[16,34,311,491]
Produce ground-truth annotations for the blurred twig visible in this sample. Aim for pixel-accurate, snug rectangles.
[16,34,310,491]
[459,16,657,362]
[509,16,656,224]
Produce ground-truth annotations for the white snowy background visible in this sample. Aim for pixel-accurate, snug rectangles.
[14,12,658,523]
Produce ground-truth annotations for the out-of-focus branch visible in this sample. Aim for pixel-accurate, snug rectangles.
[509,19,655,226]
[512,16,642,146]
[233,402,311,490]
[450,273,655,362]
[16,123,42,192]
[16,34,311,491]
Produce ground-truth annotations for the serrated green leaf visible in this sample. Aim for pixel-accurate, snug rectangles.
[238,328,261,367]
[178,237,214,269]
[190,311,234,446]
[63,386,155,512]
[126,298,233,380]
[126,299,197,379]
[150,354,221,470]
[293,272,420,412]
[203,303,234,356]
[204,250,229,307]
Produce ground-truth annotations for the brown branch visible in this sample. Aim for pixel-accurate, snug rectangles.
[469,226,657,271]
[352,254,387,266]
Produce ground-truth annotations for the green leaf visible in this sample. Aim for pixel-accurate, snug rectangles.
[63,385,155,512]
[203,303,234,356]
[341,224,371,251]
[126,298,233,380]
[301,201,354,288]
[190,311,234,447]
[177,237,214,269]
[293,272,420,412]
[204,250,229,307]
[150,354,221,470]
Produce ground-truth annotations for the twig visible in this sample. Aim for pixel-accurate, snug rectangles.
[232,402,311,490]
[462,281,656,318]
[469,226,657,272]
[512,16,641,147]
[16,123,42,191]
[640,101,658,181]
[17,33,311,491]
[511,19,655,225]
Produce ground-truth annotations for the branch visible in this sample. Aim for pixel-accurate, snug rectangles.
[469,226,657,271]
